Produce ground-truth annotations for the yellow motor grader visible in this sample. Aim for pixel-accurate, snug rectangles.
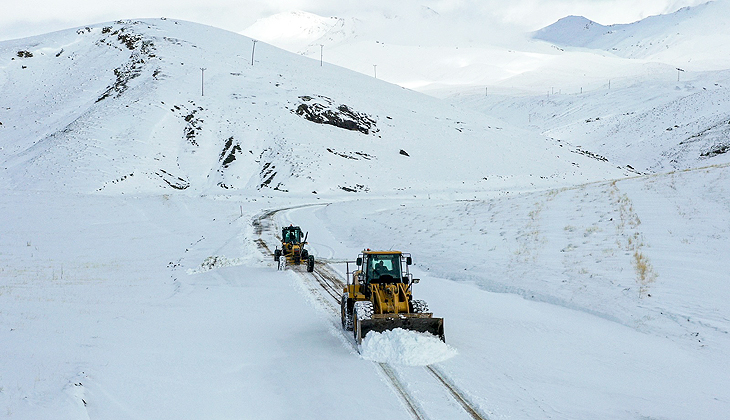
[340,250,445,344]
[274,225,314,272]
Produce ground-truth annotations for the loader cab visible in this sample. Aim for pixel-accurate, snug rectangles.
[357,252,412,284]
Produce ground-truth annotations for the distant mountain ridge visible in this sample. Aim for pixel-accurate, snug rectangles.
[532,1,728,65]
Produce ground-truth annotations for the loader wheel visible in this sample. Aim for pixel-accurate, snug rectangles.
[341,295,353,331]
[411,299,429,313]
[274,249,281,262]
[307,255,315,272]
[353,301,374,342]
[301,249,309,260]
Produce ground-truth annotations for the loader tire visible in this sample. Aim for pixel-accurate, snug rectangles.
[353,301,373,341]
[307,255,315,272]
[341,295,353,331]
[411,299,429,313]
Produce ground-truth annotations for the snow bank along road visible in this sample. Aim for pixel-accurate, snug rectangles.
[253,205,490,420]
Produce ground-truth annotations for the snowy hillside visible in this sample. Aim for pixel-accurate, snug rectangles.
[0,19,624,196]
[2,12,730,420]
[454,69,730,173]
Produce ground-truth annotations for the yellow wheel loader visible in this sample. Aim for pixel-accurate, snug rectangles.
[274,225,314,272]
[341,250,445,344]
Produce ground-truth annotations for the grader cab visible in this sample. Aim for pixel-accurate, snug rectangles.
[274,225,314,272]
[340,250,445,344]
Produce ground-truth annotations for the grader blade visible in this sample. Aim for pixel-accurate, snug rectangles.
[357,314,445,344]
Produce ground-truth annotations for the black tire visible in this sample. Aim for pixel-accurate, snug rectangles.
[353,301,373,342]
[307,255,315,272]
[274,249,281,262]
[301,249,309,259]
[341,294,353,331]
[411,299,429,313]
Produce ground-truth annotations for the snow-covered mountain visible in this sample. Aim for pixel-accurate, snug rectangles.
[533,1,730,68]
[0,18,625,196]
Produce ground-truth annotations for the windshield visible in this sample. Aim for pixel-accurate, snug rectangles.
[366,254,402,283]
[283,228,302,244]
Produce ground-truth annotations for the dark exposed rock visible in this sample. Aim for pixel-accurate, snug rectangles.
[339,184,369,193]
[170,102,204,146]
[700,143,729,158]
[294,95,377,135]
[219,137,242,167]
[155,169,189,190]
[572,147,608,162]
[96,25,156,102]
[326,148,375,160]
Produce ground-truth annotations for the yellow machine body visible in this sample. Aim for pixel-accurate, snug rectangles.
[274,225,314,272]
[341,250,445,343]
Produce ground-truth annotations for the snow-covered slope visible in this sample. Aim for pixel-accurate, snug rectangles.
[0,19,626,197]
[454,69,730,173]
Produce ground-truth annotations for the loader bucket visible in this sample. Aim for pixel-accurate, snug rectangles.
[356,313,445,344]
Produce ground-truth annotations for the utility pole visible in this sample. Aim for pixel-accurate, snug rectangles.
[676,67,684,81]
[485,87,488,97]
[251,40,258,66]
[373,64,377,78]
[200,67,206,96]
[320,44,324,66]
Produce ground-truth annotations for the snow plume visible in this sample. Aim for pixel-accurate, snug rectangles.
[360,328,457,366]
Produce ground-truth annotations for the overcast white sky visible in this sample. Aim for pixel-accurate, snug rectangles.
[0,0,708,42]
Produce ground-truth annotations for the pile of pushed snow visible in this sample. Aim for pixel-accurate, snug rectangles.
[187,255,244,274]
[360,328,457,366]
